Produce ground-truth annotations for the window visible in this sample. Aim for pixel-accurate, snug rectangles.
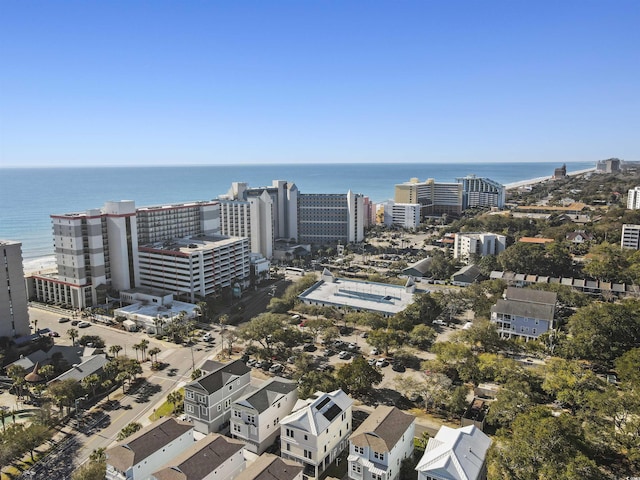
[233,424,241,433]
[304,434,308,440]
[187,405,194,413]
[186,391,194,400]
[374,451,384,461]
[229,384,233,391]
[372,474,382,480]
[234,410,241,418]
[247,414,255,424]
[224,399,231,409]
[217,405,222,412]
[304,450,312,459]
[352,464,362,473]
[286,428,294,438]
[354,446,364,455]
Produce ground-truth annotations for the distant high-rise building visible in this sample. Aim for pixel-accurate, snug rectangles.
[136,200,221,244]
[394,178,462,217]
[298,191,365,245]
[627,187,640,210]
[621,224,640,249]
[0,240,30,338]
[456,175,506,209]
[378,201,421,229]
[454,232,507,263]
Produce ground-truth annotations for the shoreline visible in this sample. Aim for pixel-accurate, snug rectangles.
[504,167,595,190]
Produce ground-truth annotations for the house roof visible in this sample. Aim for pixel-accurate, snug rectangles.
[234,377,296,414]
[350,406,415,453]
[402,257,432,276]
[151,434,244,480]
[504,287,557,305]
[491,299,555,321]
[186,359,250,394]
[451,265,483,284]
[416,425,492,480]
[280,389,353,436]
[234,453,303,480]
[518,237,554,244]
[106,417,193,472]
[48,354,109,384]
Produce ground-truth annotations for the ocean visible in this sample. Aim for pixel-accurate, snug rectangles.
[0,161,594,263]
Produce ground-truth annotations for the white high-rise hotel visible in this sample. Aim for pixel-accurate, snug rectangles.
[28,180,366,309]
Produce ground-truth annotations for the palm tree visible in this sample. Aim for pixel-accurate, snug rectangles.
[196,301,209,323]
[109,344,122,358]
[166,390,183,414]
[139,339,149,361]
[67,328,79,346]
[132,343,141,362]
[148,347,161,363]
[82,374,101,398]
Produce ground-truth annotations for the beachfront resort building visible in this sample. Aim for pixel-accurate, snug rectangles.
[394,178,463,218]
[298,191,365,245]
[456,175,506,209]
[0,240,31,338]
[453,232,507,263]
[298,269,417,317]
[378,201,421,229]
[137,235,250,303]
[136,200,221,244]
[280,389,353,480]
[490,287,557,341]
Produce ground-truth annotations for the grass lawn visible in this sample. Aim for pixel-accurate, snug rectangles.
[148,388,184,421]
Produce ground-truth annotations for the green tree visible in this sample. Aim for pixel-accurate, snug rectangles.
[67,328,79,346]
[239,313,289,358]
[46,379,84,415]
[6,364,27,399]
[542,358,604,414]
[109,344,122,358]
[486,380,537,428]
[367,328,404,356]
[408,324,437,349]
[18,423,51,461]
[117,422,142,441]
[487,407,604,480]
[81,374,101,398]
[453,318,505,353]
[167,390,184,414]
[335,356,382,397]
[148,347,162,363]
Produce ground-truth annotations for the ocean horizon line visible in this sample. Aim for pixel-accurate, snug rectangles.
[0,160,594,170]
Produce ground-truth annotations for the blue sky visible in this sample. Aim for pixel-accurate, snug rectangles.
[1,0,638,167]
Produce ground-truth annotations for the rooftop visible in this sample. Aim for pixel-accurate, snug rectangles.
[350,406,415,453]
[298,270,416,316]
[235,453,303,480]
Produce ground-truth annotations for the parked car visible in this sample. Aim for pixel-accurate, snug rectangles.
[269,363,284,374]
[287,356,296,364]
[77,321,91,328]
[58,317,71,323]
[323,349,336,357]
[375,358,389,368]
[260,361,273,371]
[318,364,334,372]
[370,347,380,355]
[391,362,405,372]
[71,320,80,326]
[432,319,446,326]
[360,332,369,338]
[347,342,359,351]
[247,359,258,367]
[202,332,213,342]
[367,358,377,366]
[49,331,60,337]
[303,343,316,352]
[338,351,351,360]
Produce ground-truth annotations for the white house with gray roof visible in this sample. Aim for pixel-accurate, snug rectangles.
[280,389,353,480]
[47,354,109,385]
[415,425,491,480]
[348,406,415,480]
[490,287,557,341]
[184,360,252,434]
[230,377,298,454]
[150,433,246,480]
[105,417,194,480]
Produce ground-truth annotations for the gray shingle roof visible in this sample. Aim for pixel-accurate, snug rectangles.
[350,406,415,453]
[106,417,193,473]
[505,287,557,305]
[235,453,303,480]
[151,434,245,480]
[234,377,296,414]
[186,359,250,394]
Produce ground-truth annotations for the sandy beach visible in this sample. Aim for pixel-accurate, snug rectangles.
[504,167,595,190]
[23,255,57,276]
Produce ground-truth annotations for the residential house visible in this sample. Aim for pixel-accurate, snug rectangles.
[234,453,303,480]
[105,417,194,480]
[490,287,557,341]
[451,265,484,287]
[184,360,251,434]
[150,433,245,480]
[415,425,492,480]
[230,377,298,454]
[280,389,353,480]
[348,406,415,480]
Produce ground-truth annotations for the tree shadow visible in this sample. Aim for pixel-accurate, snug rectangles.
[133,380,162,404]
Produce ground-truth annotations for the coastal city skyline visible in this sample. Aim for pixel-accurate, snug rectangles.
[1,1,639,168]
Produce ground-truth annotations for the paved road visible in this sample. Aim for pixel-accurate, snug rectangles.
[21,305,227,472]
